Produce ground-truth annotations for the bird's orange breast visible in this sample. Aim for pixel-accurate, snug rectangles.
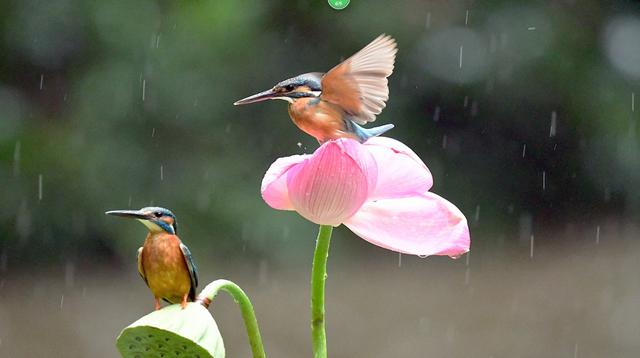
[288,98,358,143]
[141,233,192,303]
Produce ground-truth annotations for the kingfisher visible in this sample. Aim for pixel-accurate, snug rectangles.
[105,207,198,311]
[234,34,397,143]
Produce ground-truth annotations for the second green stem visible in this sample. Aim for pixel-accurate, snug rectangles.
[310,225,334,358]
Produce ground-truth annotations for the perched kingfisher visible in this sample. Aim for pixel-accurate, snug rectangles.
[105,207,198,311]
[234,34,397,143]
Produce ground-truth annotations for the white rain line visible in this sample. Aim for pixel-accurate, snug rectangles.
[530,235,535,258]
[426,12,432,29]
[398,252,402,268]
[38,174,43,200]
[142,79,146,101]
[160,165,164,181]
[542,171,546,191]
[522,144,526,158]
[632,92,635,112]
[465,10,469,25]
[549,111,557,137]
[596,225,600,244]
[527,26,536,31]
[459,46,463,68]
[39,74,44,90]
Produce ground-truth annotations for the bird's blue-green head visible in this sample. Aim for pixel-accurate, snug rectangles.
[106,206,178,235]
[233,72,323,105]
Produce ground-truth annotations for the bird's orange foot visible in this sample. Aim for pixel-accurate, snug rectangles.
[154,298,161,311]
[180,294,188,309]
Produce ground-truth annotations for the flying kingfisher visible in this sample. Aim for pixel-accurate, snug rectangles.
[234,34,397,143]
[105,207,198,310]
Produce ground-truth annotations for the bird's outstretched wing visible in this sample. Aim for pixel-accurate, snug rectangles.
[320,34,397,125]
[180,243,199,301]
[137,247,148,286]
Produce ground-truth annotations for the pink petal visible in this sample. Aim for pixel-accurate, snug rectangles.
[344,192,470,257]
[287,139,376,226]
[364,137,433,200]
[261,154,309,210]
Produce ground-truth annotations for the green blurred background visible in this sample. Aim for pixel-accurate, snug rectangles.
[1,0,639,357]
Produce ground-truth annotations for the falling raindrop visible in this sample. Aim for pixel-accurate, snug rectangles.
[542,171,546,191]
[38,174,43,200]
[151,128,156,138]
[474,205,480,223]
[530,234,535,258]
[433,106,441,122]
[574,343,578,358]
[160,165,164,181]
[425,12,431,29]
[522,144,526,158]
[465,251,470,266]
[128,195,132,207]
[527,26,536,31]
[13,140,21,176]
[463,96,469,108]
[464,267,470,285]
[549,111,557,137]
[142,79,146,101]
[465,10,469,26]
[632,92,635,112]
[297,142,302,148]
[155,34,161,48]
[442,134,447,149]
[596,225,601,244]
[39,74,44,90]
[397,252,402,268]
[458,45,463,68]
[60,295,64,310]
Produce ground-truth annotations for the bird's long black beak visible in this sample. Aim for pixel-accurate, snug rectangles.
[233,88,279,105]
[105,209,151,220]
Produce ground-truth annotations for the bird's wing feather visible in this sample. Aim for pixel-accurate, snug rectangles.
[180,243,199,301]
[137,247,148,286]
[320,34,397,124]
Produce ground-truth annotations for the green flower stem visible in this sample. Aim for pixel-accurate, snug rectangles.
[310,225,334,358]
[197,279,266,358]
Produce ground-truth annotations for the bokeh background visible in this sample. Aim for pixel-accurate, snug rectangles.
[1,0,639,356]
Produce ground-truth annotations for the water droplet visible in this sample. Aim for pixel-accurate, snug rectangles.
[464,9,470,26]
[596,225,601,244]
[433,106,441,122]
[39,74,44,90]
[425,12,431,29]
[549,111,557,137]
[529,234,535,258]
[442,134,447,149]
[397,252,402,268]
[474,205,480,223]
[458,45,463,69]
[60,294,64,309]
[522,144,526,158]
[542,171,546,191]
[528,26,536,31]
[142,79,146,101]
[38,174,43,200]
[160,165,164,181]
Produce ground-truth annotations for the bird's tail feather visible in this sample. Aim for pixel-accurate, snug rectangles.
[352,122,395,143]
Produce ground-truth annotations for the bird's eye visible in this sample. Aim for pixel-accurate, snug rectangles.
[284,85,295,92]
[154,211,163,218]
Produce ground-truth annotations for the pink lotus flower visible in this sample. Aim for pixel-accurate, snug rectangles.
[261,137,470,257]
